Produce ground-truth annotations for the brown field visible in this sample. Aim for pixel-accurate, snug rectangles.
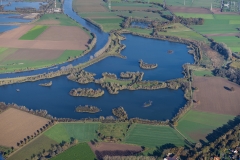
[168,6,212,14]
[0,25,89,50]
[0,108,49,148]
[88,142,142,160]
[3,49,63,61]
[73,0,107,12]
[193,76,240,116]
[205,33,240,37]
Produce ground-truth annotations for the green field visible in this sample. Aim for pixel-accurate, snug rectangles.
[44,123,99,143]
[114,11,167,21]
[177,110,235,142]
[98,123,129,140]
[193,70,213,76]
[19,25,48,40]
[191,14,240,51]
[157,23,208,42]
[166,0,221,8]
[127,28,153,35]
[0,50,84,73]
[111,2,163,10]
[92,18,124,32]
[175,13,214,19]
[51,143,96,160]
[124,124,185,147]
[36,14,83,27]
[8,135,57,160]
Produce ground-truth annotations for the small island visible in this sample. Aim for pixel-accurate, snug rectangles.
[168,50,174,54]
[143,100,152,107]
[67,70,96,84]
[69,88,104,97]
[139,59,158,69]
[75,105,100,113]
[39,81,52,87]
[112,106,128,120]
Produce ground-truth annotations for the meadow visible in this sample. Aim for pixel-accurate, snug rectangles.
[98,123,129,140]
[92,18,123,32]
[44,123,99,143]
[175,13,214,19]
[0,50,84,73]
[193,70,213,76]
[51,143,96,160]
[177,110,235,142]
[166,0,221,8]
[191,14,240,52]
[124,124,185,148]
[19,25,48,40]
[8,135,57,160]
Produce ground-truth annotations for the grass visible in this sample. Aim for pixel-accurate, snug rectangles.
[175,13,214,19]
[127,28,153,35]
[50,143,96,160]
[193,70,213,77]
[114,11,167,21]
[158,23,208,42]
[37,14,82,27]
[92,18,124,32]
[104,78,132,85]
[191,14,240,51]
[98,123,129,140]
[0,50,84,73]
[19,25,48,40]
[124,124,185,148]
[166,0,221,8]
[8,135,57,160]
[177,110,235,142]
[44,123,99,143]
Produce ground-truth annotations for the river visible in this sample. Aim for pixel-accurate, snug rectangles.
[0,0,194,120]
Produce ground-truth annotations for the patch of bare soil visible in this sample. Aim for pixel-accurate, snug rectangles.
[0,108,49,148]
[88,142,142,160]
[3,49,63,61]
[201,44,224,68]
[193,76,240,116]
[168,6,212,14]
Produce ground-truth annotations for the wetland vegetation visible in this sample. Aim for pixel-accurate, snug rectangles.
[75,105,100,113]
[69,88,104,98]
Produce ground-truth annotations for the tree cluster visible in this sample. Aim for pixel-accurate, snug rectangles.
[211,42,232,60]
[214,67,240,85]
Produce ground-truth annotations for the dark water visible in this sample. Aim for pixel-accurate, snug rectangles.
[0,25,18,33]
[0,154,4,160]
[0,77,186,120]
[86,34,194,81]
[2,2,47,11]
[0,0,193,120]
[131,22,149,28]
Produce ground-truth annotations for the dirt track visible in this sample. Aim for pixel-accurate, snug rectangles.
[89,142,142,160]
[3,49,63,61]
[0,108,49,148]
[0,25,89,50]
[168,6,212,14]
[193,76,240,116]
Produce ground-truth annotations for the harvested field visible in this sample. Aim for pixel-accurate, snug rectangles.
[73,0,107,13]
[89,142,142,160]
[193,76,240,116]
[2,49,63,61]
[168,6,212,14]
[0,25,89,50]
[36,26,89,42]
[0,25,33,39]
[0,108,49,148]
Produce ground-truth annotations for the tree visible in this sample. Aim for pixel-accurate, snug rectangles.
[230,87,235,91]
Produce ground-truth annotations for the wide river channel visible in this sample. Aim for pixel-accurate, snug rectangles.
[0,0,194,120]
